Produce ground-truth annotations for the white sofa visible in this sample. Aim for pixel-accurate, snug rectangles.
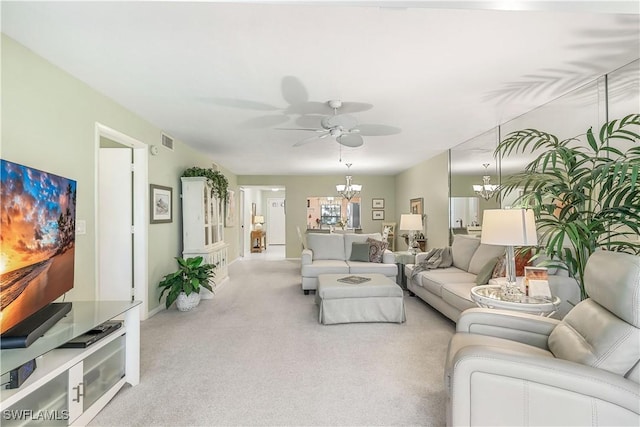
[301,232,398,295]
[405,235,581,322]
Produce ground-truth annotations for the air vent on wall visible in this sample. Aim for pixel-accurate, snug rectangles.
[161,133,174,151]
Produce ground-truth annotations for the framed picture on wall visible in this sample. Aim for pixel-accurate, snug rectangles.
[410,197,424,216]
[150,184,172,224]
[372,198,384,209]
[372,210,385,220]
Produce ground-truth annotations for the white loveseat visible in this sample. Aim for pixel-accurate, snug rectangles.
[301,233,398,294]
[406,235,581,322]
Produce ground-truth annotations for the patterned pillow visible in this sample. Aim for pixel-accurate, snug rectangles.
[491,249,533,278]
[367,237,388,263]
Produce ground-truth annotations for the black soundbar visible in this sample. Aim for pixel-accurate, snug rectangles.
[1,302,72,349]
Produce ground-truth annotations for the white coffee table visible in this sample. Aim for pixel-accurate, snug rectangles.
[470,284,561,317]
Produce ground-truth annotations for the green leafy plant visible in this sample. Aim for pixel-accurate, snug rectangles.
[182,167,229,201]
[496,113,640,299]
[158,256,216,309]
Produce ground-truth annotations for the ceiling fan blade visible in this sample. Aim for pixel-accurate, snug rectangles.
[337,102,374,114]
[337,133,364,147]
[293,132,329,147]
[205,97,280,111]
[237,115,289,129]
[323,114,358,130]
[285,101,327,115]
[295,114,324,128]
[356,124,402,136]
[275,127,324,132]
[281,76,308,105]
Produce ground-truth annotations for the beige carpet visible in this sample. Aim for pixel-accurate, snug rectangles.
[89,259,455,426]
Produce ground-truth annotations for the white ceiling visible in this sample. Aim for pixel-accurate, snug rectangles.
[2,1,639,176]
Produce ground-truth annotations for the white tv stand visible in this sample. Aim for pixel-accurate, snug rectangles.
[0,301,140,426]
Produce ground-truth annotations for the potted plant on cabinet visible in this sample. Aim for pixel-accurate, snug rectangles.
[495,113,640,299]
[158,256,216,311]
[182,167,229,201]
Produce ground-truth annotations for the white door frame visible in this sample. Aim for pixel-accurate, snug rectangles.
[95,123,149,319]
[239,189,246,257]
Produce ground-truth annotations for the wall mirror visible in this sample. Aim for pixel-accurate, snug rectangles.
[449,128,500,241]
[306,196,361,230]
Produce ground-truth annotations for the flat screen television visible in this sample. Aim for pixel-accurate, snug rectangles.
[0,159,77,348]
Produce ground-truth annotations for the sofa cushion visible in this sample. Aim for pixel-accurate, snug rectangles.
[367,237,388,263]
[441,282,478,312]
[344,233,381,260]
[451,235,481,271]
[349,242,370,262]
[307,233,345,260]
[417,270,477,297]
[301,259,349,277]
[468,244,505,274]
[347,261,397,276]
[475,258,499,285]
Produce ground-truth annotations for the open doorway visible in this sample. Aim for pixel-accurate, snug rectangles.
[239,185,285,259]
[95,123,149,318]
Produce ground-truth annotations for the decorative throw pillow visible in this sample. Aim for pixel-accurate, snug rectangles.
[366,237,388,263]
[476,257,499,285]
[349,242,371,262]
[491,249,533,278]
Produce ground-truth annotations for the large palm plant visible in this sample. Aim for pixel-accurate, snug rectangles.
[496,113,640,299]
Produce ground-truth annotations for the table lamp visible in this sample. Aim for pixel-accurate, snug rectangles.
[399,214,423,254]
[253,215,264,230]
[481,209,537,295]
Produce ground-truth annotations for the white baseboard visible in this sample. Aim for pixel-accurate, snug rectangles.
[146,304,165,319]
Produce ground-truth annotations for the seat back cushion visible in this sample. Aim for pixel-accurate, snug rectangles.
[344,233,381,260]
[548,299,640,377]
[450,235,481,272]
[584,250,640,327]
[467,244,505,275]
[306,233,345,260]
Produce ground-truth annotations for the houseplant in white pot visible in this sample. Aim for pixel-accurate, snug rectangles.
[158,256,216,311]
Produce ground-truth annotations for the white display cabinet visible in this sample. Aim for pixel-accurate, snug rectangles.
[0,301,140,426]
[180,177,229,296]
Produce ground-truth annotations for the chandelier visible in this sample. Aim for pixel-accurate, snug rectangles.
[473,163,498,200]
[336,163,362,201]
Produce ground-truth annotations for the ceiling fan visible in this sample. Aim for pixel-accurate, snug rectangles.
[279,100,401,148]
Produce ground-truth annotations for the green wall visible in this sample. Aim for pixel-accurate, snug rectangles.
[394,152,450,251]
[1,35,238,313]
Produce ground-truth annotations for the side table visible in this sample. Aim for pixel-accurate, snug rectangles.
[393,251,416,290]
[470,285,561,317]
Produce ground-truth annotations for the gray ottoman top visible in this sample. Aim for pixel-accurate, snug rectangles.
[317,273,403,300]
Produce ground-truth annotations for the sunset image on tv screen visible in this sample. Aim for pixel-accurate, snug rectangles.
[0,159,77,333]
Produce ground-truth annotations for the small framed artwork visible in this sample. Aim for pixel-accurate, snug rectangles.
[150,184,172,224]
[410,197,424,216]
[372,210,385,220]
[372,198,385,209]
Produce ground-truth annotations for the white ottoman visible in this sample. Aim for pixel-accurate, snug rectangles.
[316,273,406,325]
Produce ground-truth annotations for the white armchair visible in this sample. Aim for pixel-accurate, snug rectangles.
[444,250,640,426]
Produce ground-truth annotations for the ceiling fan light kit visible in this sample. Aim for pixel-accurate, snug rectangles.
[286,99,398,149]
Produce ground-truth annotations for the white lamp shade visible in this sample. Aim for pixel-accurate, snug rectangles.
[481,209,538,246]
[399,214,423,231]
[253,215,264,224]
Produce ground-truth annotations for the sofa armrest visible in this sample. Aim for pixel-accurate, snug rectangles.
[450,345,640,426]
[457,308,560,349]
[301,248,313,265]
[382,249,395,264]
[414,252,430,264]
